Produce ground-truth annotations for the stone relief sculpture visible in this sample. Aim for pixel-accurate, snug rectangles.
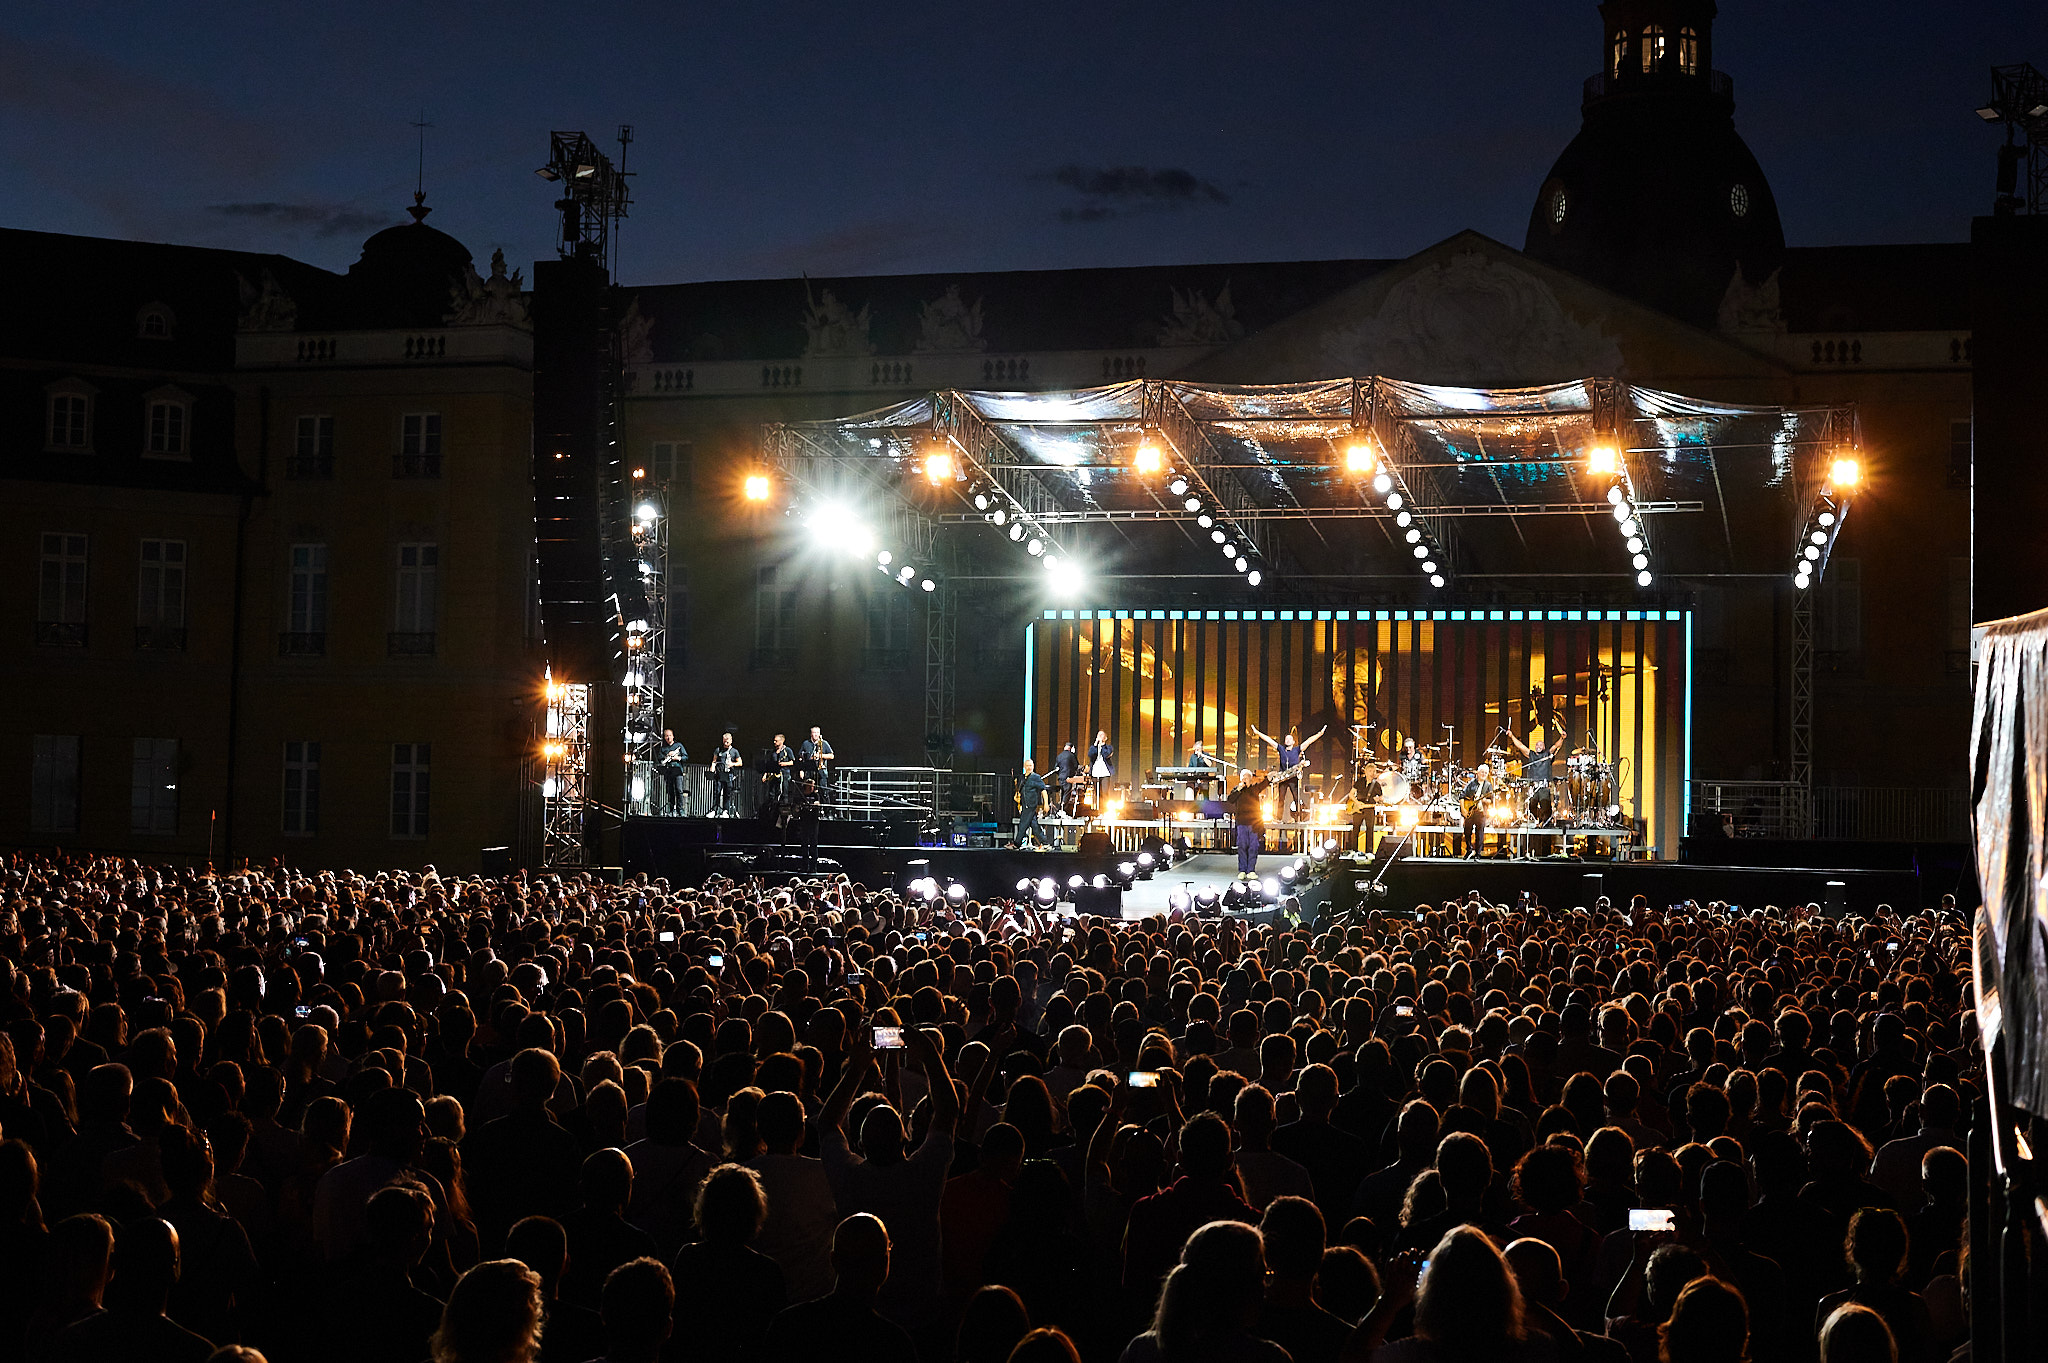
[236,269,297,332]
[1716,266,1785,334]
[448,248,532,328]
[801,284,875,358]
[615,295,655,365]
[1331,251,1623,384]
[915,285,986,353]
[1156,283,1243,346]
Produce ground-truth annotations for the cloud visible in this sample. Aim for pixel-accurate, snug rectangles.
[726,216,974,278]
[207,202,394,239]
[1047,165,1232,222]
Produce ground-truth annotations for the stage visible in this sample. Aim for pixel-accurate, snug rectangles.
[619,815,1945,916]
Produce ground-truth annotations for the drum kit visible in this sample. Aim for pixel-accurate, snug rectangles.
[1354,726,1624,833]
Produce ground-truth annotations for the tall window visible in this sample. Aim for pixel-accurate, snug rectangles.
[131,737,179,836]
[31,735,81,834]
[1611,30,1628,79]
[38,532,87,646]
[753,565,797,665]
[392,543,439,654]
[292,415,335,480]
[285,543,328,655]
[864,586,911,668]
[146,398,188,458]
[651,440,694,495]
[1817,558,1862,654]
[391,743,431,838]
[137,539,187,649]
[1641,25,1666,73]
[1678,26,1700,75]
[283,740,320,836]
[398,412,442,477]
[47,391,91,451]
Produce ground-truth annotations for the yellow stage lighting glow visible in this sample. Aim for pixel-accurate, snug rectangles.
[1397,805,1420,830]
[1134,443,1163,475]
[1827,456,1861,491]
[923,450,956,485]
[742,473,771,502]
[1587,444,1619,476]
[1344,442,1376,475]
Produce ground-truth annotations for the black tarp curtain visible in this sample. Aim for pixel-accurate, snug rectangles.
[1972,605,2048,1117]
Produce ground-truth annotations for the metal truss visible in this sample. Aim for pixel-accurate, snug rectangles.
[929,391,1074,562]
[932,500,1703,525]
[1143,384,1272,561]
[541,674,592,868]
[1790,589,1814,838]
[1358,378,1456,584]
[925,562,958,767]
[622,480,667,815]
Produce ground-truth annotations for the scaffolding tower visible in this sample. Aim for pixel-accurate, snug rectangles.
[541,674,592,867]
[623,478,669,813]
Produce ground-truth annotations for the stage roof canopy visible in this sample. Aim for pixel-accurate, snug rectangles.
[762,377,1859,591]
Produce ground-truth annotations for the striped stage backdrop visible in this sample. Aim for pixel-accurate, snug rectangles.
[1024,604,1691,858]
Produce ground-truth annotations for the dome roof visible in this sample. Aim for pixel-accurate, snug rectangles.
[1524,91,1784,329]
[344,199,475,327]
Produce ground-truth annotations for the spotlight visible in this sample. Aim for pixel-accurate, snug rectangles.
[1169,477,1189,496]
[1636,569,1653,586]
[1612,502,1632,523]
[1136,852,1154,868]
[1793,570,1811,588]
[1016,877,1032,892]
[1263,877,1280,897]
[1308,845,1327,861]
[1345,442,1375,474]
[1387,492,1404,511]
[1067,874,1084,890]
[1818,510,1836,527]
[1373,472,1393,495]
[1404,527,1422,543]
[1397,805,1420,830]
[635,501,658,522]
[877,550,893,565]
[1620,518,1639,538]
[1803,545,1821,561]
[1035,877,1057,901]
[990,508,1007,525]
[1632,553,1649,570]
[1279,865,1297,883]
[1027,538,1044,556]
[1047,558,1083,595]
[1828,456,1861,491]
[920,880,940,902]
[1222,541,1238,558]
[743,473,772,501]
[1184,497,1203,513]
[1422,560,1437,573]
[1091,874,1109,889]
[947,882,967,902]
[920,578,936,592]
[1117,861,1136,877]
[1625,536,1643,554]
[1008,523,1024,541]
[1197,513,1214,528]
[1212,528,1228,544]
[1429,573,1445,587]
[1168,890,1191,912]
[1588,444,1619,476]
[973,491,991,511]
[1396,510,1412,527]
[923,450,956,485]
[1412,544,1429,559]
[1135,444,1163,475]
[1607,485,1625,505]
[1235,557,1248,573]
[1810,530,1828,545]
[1194,888,1219,909]
[898,565,916,581]
[1247,569,1262,586]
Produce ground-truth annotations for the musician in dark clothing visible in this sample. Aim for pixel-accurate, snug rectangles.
[1250,723,1327,814]
[1229,769,1275,875]
[1187,739,1222,798]
[1052,741,1082,815]
[763,733,797,802]
[709,732,743,816]
[1014,760,1051,848]
[799,727,835,790]
[656,729,688,815]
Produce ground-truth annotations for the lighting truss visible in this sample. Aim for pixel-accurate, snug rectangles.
[1792,411,1861,592]
[929,390,1077,581]
[1143,384,1271,585]
[622,478,668,814]
[1358,381,1453,589]
[541,671,591,868]
[1589,380,1657,589]
[535,130,631,275]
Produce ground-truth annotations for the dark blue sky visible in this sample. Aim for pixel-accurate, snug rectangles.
[5,2,2044,285]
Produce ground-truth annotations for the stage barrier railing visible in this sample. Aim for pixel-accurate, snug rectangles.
[1691,781,1970,842]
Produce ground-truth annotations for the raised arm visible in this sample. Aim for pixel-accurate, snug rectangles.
[1248,726,1277,749]
[1299,724,1329,751]
[908,1026,960,1136]
[821,1028,877,1136]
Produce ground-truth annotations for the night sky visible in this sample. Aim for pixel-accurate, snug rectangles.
[6,2,2045,286]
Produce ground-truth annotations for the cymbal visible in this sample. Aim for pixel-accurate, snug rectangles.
[1484,744,1509,755]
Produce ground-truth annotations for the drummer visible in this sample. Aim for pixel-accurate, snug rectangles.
[1506,722,1569,855]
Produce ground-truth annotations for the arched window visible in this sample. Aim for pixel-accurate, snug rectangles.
[1641,25,1666,74]
[1678,27,1700,76]
[1611,30,1628,79]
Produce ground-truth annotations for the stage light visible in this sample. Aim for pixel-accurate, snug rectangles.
[635,501,658,522]
[973,491,991,511]
[947,882,967,902]
[1626,536,1643,554]
[542,776,559,797]
[1091,874,1109,889]
[1345,441,1375,474]
[1636,570,1653,586]
[1373,472,1393,496]
[1184,497,1203,513]
[1036,877,1058,901]
[1194,888,1219,908]
[1620,517,1639,538]
[1136,851,1154,868]
[923,450,956,485]
[1047,558,1083,595]
[1387,492,1403,511]
[1398,805,1420,830]
[921,880,940,902]
[1008,523,1024,541]
[1235,557,1248,572]
[1607,485,1625,506]
[1396,510,1412,527]
[1404,528,1422,543]
[1135,443,1163,475]
[1169,476,1189,496]
[1169,890,1191,911]
[1412,544,1429,559]
[1198,513,1214,529]
[1794,570,1811,588]
[1588,444,1619,476]
[1979,104,2004,121]
[1612,501,1631,523]
[535,166,561,181]
[1027,538,1044,556]
[1247,569,1262,586]
[1422,559,1437,573]
[1818,510,1836,527]
[1631,552,1649,570]
[1803,544,1821,561]
[1810,530,1828,545]
[1828,456,1861,490]
[1222,541,1238,557]
[543,741,565,760]
[920,578,936,592]
[1067,874,1084,890]
[1211,528,1228,544]
[1429,574,1445,587]
[877,550,892,565]
[743,473,771,501]
[1118,861,1136,877]
[1279,865,1296,882]
[1309,845,1327,861]
[1016,877,1032,892]
[1263,877,1280,896]
[898,565,916,581]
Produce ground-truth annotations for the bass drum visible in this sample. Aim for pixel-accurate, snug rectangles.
[1586,768,1618,824]
[1526,783,1555,826]
[1376,767,1411,803]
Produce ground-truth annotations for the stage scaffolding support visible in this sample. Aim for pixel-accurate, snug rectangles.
[1790,590,1814,838]
[925,569,957,768]
[541,674,592,867]
[622,479,668,815]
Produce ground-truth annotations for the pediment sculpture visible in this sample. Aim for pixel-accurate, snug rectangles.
[915,285,986,353]
[448,248,532,328]
[236,269,298,332]
[802,285,875,358]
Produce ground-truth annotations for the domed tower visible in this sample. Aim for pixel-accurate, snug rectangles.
[343,193,477,328]
[1524,0,1784,329]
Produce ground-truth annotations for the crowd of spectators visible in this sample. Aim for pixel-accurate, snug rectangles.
[0,851,1979,1363]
